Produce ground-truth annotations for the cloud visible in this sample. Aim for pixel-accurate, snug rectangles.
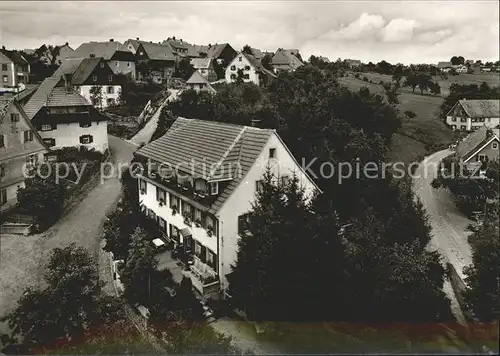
[380,19,419,42]
[415,29,453,43]
[321,13,386,40]
[0,1,498,64]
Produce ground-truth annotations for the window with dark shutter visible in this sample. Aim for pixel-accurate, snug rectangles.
[0,135,4,148]
[1,189,7,206]
[200,245,207,263]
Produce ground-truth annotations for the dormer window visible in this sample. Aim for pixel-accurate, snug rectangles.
[210,182,218,195]
[100,63,105,68]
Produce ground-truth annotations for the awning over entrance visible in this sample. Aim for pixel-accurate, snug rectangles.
[179,227,192,238]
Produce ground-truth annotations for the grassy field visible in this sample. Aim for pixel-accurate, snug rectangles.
[339,72,499,164]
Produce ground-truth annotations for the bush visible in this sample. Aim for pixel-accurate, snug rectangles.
[404,110,417,119]
[354,73,360,79]
[379,80,384,85]
[363,76,369,82]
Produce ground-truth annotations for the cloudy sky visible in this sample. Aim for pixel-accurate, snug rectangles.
[1,1,499,64]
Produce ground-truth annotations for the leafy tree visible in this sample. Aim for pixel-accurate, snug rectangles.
[450,56,465,65]
[376,60,393,74]
[230,172,453,324]
[212,59,225,80]
[416,72,432,95]
[261,53,274,71]
[383,82,400,104]
[175,57,195,80]
[151,106,176,141]
[464,220,500,322]
[120,227,158,306]
[236,68,245,84]
[404,72,419,93]
[89,85,103,108]
[242,45,253,54]
[17,165,66,229]
[1,244,123,352]
[429,81,441,95]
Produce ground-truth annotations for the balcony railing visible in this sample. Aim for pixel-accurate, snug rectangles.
[189,257,219,296]
[141,169,216,208]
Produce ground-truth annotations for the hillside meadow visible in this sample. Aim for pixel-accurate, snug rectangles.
[338,72,500,164]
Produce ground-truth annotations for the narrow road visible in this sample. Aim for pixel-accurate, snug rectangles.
[0,136,135,344]
[128,89,180,146]
[413,149,473,278]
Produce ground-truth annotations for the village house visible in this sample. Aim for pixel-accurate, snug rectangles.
[0,47,30,91]
[445,99,500,131]
[52,57,122,109]
[185,70,216,94]
[135,42,176,84]
[134,118,318,298]
[22,76,109,153]
[225,51,276,86]
[345,59,362,68]
[437,61,453,73]
[0,99,48,212]
[190,58,217,82]
[70,40,136,79]
[195,43,237,67]
[123,38,145,54]
[454,126,499,173]
[453,64,468,73]
[162,37,200,59]
[271,48,304,73]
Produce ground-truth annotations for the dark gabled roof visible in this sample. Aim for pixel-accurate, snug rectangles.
[241,52,277,78]
[70,41,132,60]
[456,126,500,161]
[0,48,28,65]
[458,99,500,118]
[197,43,233,59]
[138,42,175,61]
[23,77,62,119]
[135,117,273,214]
[52,57,106,84]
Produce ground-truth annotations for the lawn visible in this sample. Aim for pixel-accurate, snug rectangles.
[338,72,500,164]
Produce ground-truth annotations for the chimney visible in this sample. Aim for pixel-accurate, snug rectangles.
[63,73,73,92]
[65,42,69,46]
[109,39,114,42]
[136,37,139,40]
[172,36,176,40]
[1,46,5,50]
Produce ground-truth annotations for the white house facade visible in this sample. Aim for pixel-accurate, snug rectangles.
[225,51,276,87]
[134,118,318,299]
[23,77,109,153]
[53,58,122,109]
[446,99,500,131]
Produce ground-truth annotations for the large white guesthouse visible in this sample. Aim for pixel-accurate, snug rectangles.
[134,118,318,298]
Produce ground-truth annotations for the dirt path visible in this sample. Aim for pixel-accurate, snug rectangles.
[413,149,473,277]
[128,89,180,146]
[0,136,135,339]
